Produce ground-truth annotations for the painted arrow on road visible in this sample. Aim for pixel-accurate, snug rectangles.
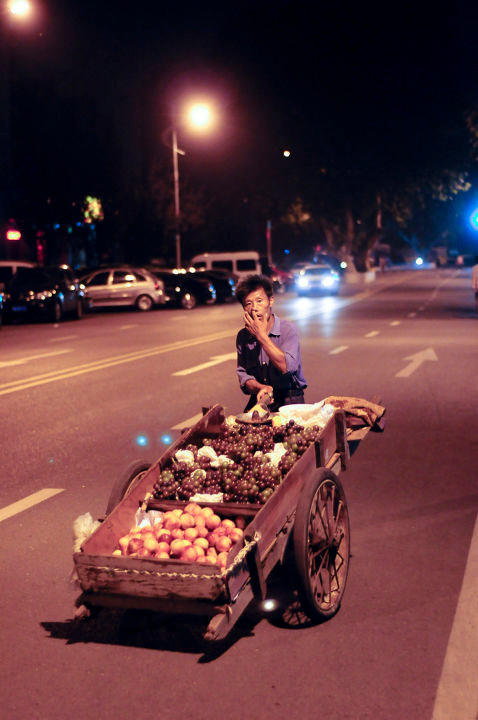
[395,348,438,378]
[173,352,236,376]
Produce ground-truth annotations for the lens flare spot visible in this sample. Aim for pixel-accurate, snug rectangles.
[136,434,148,447]
[161,434,172,445]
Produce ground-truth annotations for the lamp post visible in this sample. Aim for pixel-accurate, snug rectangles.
[0,0,34,229]
[169,101,214,269]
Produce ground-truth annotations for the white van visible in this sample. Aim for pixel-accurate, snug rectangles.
[190,251,261,280]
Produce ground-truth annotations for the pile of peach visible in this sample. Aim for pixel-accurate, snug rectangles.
[112,502,245,569]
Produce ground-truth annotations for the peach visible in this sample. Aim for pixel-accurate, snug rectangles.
[118,536,130,554]
[137,547,151,557]
[221,518,235,532]
[157,541,171,554]
[205,513,221,531]
[215,535,232,553]
[185,502,202,516]
[197,525,209,538]
[194,546,205,558]
[154,550,170,560]
[229,528,244,544]
[181,546,198,563]
[217,551,228,568]
[184,527,199,541]
[127,537,144,554]
[172,508,183,517]
[112,549,122,556]
[179,513,195,529]
[170,539,191,557]
[194,514,206,527]
[164,517,181,531]
[193,537,209,551]
[171,527,185,540]
[143,535,160,553]
[200,507,214,519]
[156,528,172,544]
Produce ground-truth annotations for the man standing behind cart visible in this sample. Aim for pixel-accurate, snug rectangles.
[235,274,307,412]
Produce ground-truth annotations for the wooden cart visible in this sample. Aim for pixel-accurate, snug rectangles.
[74,402,382,642]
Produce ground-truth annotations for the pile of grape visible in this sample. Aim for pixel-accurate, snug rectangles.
[152,420,324,505]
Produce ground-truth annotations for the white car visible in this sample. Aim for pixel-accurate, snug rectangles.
[80,267,166,311]
[295,264,341,296]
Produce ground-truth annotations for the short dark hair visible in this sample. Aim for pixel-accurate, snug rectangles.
[236,274,273,306]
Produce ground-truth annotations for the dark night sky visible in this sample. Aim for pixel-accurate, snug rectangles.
[7,0,478,233]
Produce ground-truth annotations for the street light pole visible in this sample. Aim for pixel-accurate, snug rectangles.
[171,124,181,268]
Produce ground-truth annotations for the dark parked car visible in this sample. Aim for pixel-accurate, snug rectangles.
[188,268,236,302]
[150,269,216,309]
[3,264,85,323]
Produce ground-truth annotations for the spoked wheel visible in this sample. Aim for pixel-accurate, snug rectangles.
[293,469,350,621]
[105,461,151,515]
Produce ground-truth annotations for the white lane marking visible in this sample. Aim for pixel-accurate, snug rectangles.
[408,311,417,318]
[120,324,137,330]
[395,348,438,377]
[49,335,77,342]
[364,330,380,338]
[173,352,236,376]
[390,321,401,326]
[0,488,65,523]
[432,513,478,720]
[0,329,236,396]
[329,345,349,355]
[171,413,204,430]
[0,348,72,368]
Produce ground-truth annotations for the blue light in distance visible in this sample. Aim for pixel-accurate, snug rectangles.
[136,434,148,447]
[415,257,424,266]
[160,434,172,445]
[284,248,290,255]
[470,208,478,230]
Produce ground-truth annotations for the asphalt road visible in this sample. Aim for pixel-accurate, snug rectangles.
[1,267,477,720]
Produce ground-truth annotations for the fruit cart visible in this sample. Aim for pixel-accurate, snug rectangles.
[73,399,384,642]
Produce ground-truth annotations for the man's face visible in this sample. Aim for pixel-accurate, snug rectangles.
[243,286,274,322]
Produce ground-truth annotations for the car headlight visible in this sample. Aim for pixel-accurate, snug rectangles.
[34,290,54,300]
[297,277,309,288]
[320,276,335,288]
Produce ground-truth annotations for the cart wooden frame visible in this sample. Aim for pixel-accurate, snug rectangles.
[74,404,378,642]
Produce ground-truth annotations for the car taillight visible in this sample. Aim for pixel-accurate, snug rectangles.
[154,279,164,291]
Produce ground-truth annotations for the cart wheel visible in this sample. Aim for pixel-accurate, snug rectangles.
[106,461,151,515]
[293,469,350,621]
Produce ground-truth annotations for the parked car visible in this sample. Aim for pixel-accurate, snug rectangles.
[190,251,261,280]
[295,264,341,296]
[80,267,166,311]
[0,260,37,287]
[189,268,236,302]
[3,264,85,323]
[150,269,216,309]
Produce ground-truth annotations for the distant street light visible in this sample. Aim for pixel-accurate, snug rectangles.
[283,149,291,157]
[169,100,215,268]
[7,0,32,18]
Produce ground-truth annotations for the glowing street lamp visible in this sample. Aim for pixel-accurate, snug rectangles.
[170,100,215,268]
[7,0,32,19]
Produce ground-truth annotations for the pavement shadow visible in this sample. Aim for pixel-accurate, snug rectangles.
[41,565,320,661]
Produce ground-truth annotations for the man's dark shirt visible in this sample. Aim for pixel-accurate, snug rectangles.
[236,313,307,409]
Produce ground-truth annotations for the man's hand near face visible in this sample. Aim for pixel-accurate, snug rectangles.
[244,308,269,341]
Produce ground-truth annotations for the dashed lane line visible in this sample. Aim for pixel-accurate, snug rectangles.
[364,330,380,338]
[0,488,65,523]
[329,345,349,355]
[48,335,78,342]
[390,321,401,326]
[0,348,72,368]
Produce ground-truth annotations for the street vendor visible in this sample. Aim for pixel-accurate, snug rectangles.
[236,274,307,412]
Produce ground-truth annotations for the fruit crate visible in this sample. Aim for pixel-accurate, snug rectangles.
[74,402,377,641]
